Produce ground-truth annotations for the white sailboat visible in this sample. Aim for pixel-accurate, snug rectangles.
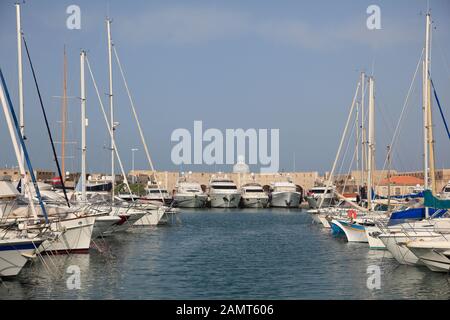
[377,12,450,265]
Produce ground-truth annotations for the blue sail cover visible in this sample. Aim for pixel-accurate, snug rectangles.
[388,207,448,226]
[376,192,424,200]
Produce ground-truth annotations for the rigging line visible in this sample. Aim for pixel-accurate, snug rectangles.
[0,68,48,223]
[84,56,134,197]
[430,77,450,140]
[113,45,165,203]
[337,105,357,178]
[342,140,358,195]
[319,79,360,209]
[376,49,424,186]
[21,35,70,208]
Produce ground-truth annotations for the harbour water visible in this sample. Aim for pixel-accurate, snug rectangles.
[1,209,450,300]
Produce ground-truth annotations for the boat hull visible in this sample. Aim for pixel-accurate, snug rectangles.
[241,196,269,208]
[39,216,95,254]
[92,215,122,238]
[210,192,241,208]
[365,225,386,249]
[270,192,301,208]
[407,244,450,272]
[377,233,441,266]
[0,238,43,277]
[173,194,207,208]
[331,220,368,243]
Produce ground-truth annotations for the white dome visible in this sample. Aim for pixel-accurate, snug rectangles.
[233,155,250,173]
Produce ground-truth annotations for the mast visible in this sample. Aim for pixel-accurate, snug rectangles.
[80,50,87,202]
[360,72,366,192]
[367,76,375,211]
[107,18,115,202]
[355,101,359,192]
[423,13,431,218]
[61,45,67,182]
[16,2,25,180]
[426,13,436,194]
[387,145,391,212]
[0,73,38,220]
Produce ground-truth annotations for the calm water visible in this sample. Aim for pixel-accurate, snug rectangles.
[2,209,450,299]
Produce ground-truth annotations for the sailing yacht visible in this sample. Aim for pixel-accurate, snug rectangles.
[240,183,269,208]
[173,177,207,208]
[269,181,301,208]
[208,176,241,208]
[376,12,450,265]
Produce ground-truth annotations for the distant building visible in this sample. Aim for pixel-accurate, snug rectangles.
[0,168,55,182]
[376,175,423,197]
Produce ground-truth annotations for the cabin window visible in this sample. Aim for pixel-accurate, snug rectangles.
[211,186,237,190]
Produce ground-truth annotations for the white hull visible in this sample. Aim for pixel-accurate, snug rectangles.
[174,194,207,208]
[407,243,450,272]
[134,207,166,226]
[105,210,147,234]
[92,215,122,238]
[39,216,95,254]
[306,196,334,209]
[210,192,241,208]
[365,225,386,249]
[270,191,301,208]
[241,196,269,208]
[378,232,443,266]
[0,238,43,277]
[331,220,368,243]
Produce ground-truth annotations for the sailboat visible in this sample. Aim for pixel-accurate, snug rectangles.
[376,12,450,265]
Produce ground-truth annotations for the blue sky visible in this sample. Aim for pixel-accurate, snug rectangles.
[0,0,449,175]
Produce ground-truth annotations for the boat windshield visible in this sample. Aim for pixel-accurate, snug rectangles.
[211,185,237,190]
[245,189,264,193]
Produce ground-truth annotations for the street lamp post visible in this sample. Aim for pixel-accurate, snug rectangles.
[131,148,138,184]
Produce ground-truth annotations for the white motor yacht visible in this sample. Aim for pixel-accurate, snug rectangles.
[208,177,241,208]
[270,181,301,208]
[240,183,269,208]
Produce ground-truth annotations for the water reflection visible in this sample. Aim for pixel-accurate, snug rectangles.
[1,209,450,299]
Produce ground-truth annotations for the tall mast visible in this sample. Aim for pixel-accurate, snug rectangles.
[360,72,366,190]
[0,74,38,220]
[107,18,115,202]
[428,74,436,194]
[80,50,87,202]
[426,12,436,195]
[16,3,25,178]
[423,13,431,217]
[61,45,67,182]
[355,101,359,192]
[367,76,375,211]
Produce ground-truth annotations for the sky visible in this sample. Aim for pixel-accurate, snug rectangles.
[0,0,449,176]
